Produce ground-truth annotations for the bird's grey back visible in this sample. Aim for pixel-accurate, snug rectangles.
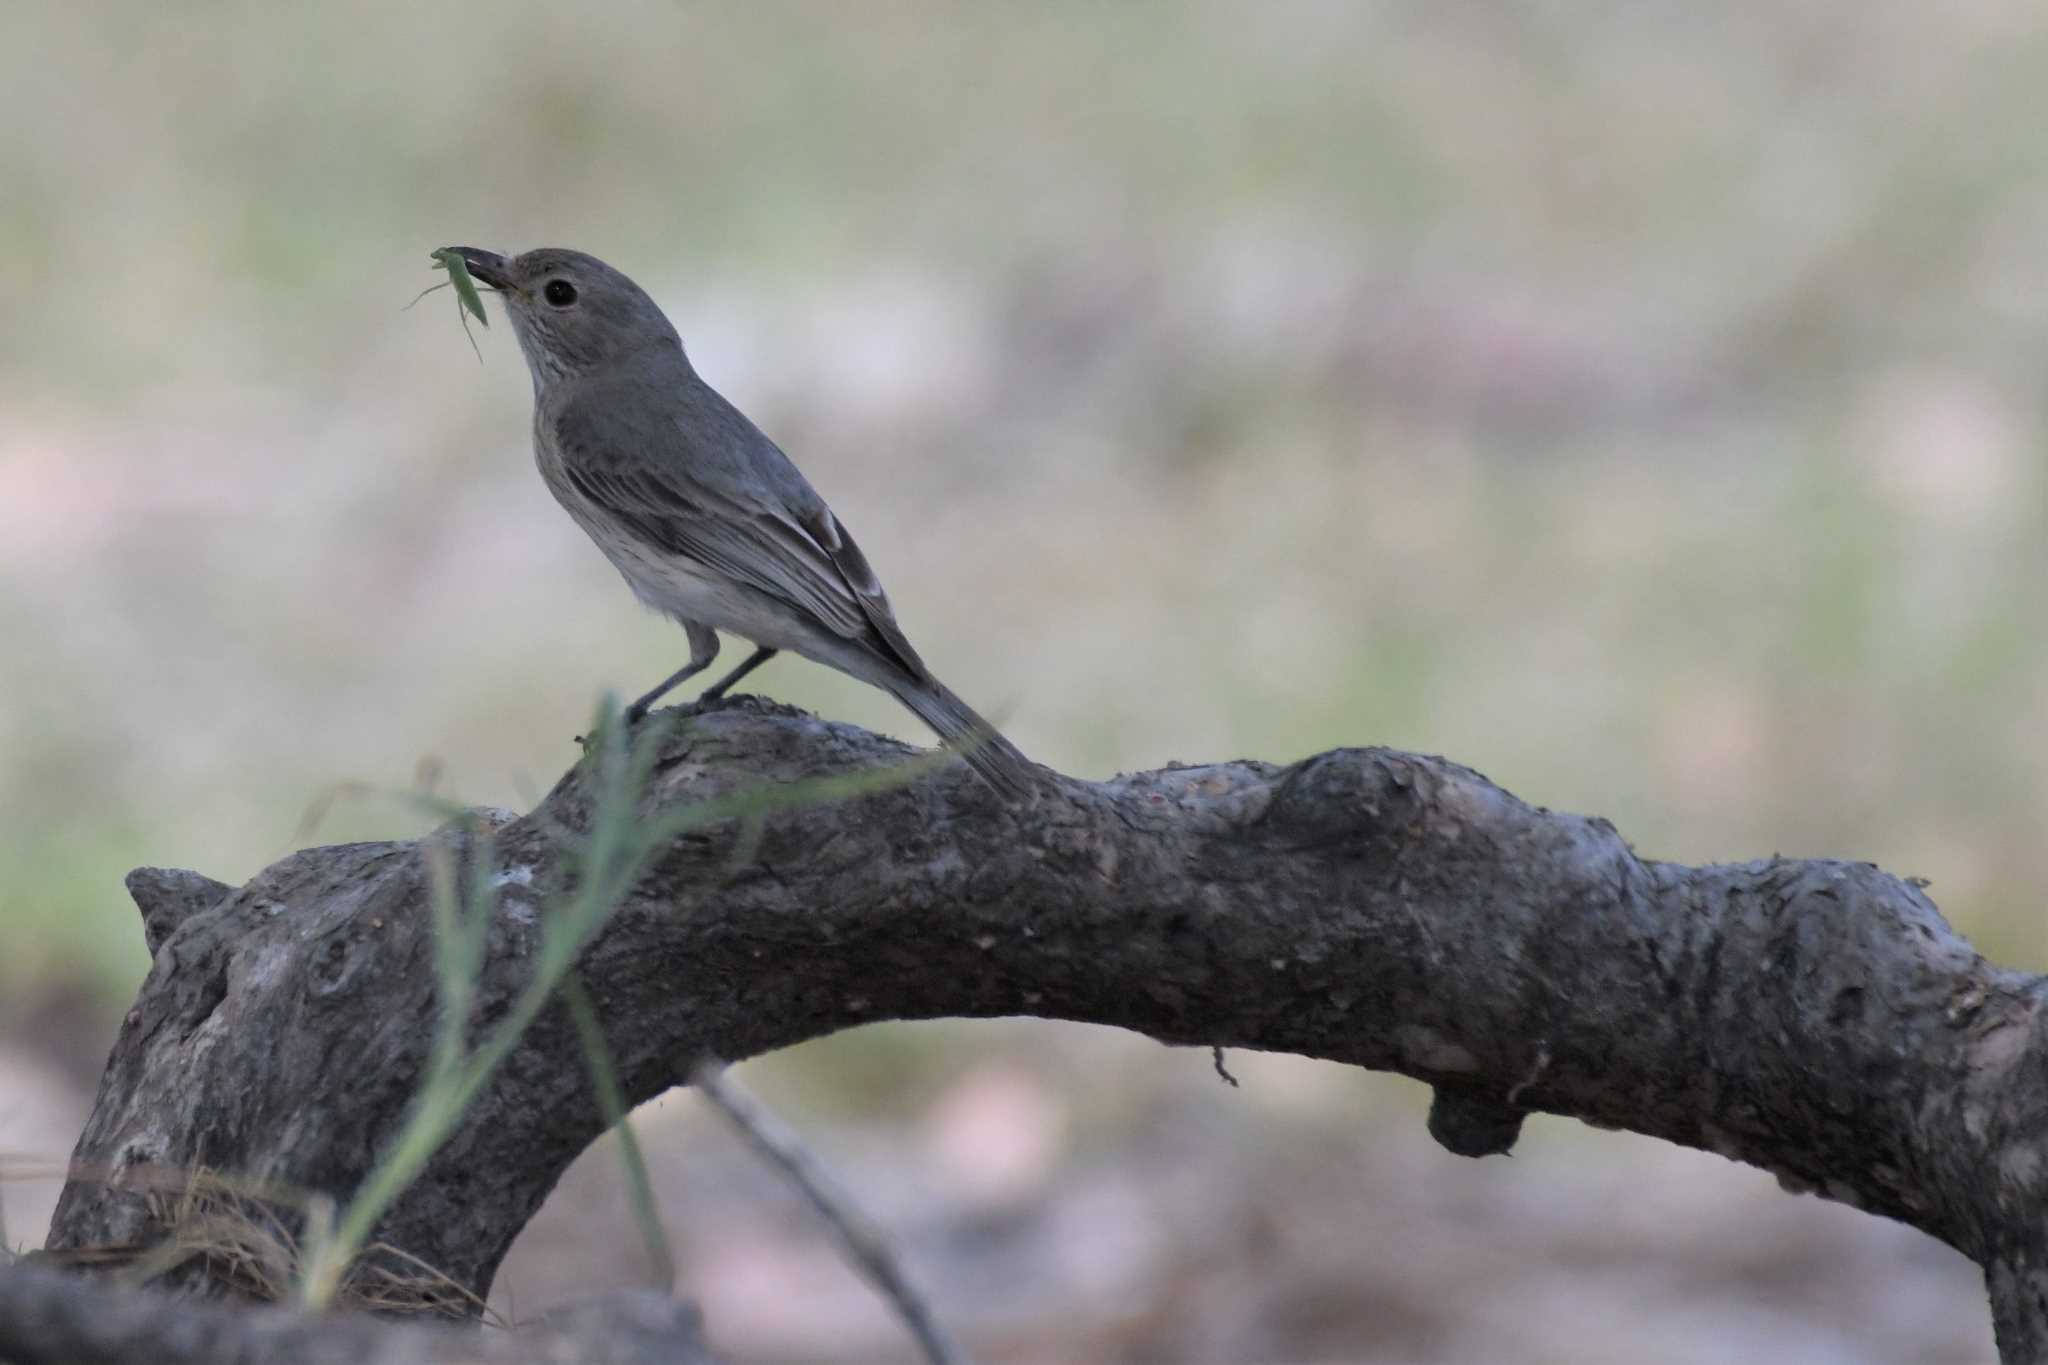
[540,347,804,503]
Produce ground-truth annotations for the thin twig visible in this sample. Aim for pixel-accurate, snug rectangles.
[689,1059,969,1365]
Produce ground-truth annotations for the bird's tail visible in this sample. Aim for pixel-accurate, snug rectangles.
[887,674,1040,802]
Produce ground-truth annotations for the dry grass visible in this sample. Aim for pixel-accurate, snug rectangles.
[13,1163,503,1324]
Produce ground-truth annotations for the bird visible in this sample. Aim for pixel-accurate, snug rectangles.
[445,246,1037,801]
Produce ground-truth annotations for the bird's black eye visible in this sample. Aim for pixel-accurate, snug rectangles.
[543,279,577,307]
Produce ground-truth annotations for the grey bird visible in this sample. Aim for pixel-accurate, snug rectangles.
[447,246,1037,801]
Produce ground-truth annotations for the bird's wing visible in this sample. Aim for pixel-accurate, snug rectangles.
[553,384,929,680]
[779,499,929,679]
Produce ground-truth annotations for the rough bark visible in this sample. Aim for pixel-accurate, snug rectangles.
[38,696,2048,1361]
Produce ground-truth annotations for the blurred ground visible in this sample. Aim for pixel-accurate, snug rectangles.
[495,1028,1994,1364]
[3,2,2046,1360]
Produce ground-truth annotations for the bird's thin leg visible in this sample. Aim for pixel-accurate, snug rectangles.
[625,623,720,724]
[625,660,710,723]
[700,646,777,701]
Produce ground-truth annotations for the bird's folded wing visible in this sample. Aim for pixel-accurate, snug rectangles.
[561,461,928,678]
[782,501,928,678]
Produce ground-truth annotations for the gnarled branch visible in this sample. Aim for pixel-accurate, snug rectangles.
[41,697,2048,1361]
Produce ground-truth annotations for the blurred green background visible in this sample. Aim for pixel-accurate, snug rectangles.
[3,2,2044,1359]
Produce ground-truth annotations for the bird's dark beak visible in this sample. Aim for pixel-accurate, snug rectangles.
[446,246,512,290]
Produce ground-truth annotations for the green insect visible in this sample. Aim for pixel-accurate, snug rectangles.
[431,247,491,328]
[408,248,494,362]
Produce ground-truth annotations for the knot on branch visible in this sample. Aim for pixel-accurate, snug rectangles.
[1427,1087,1528,1158]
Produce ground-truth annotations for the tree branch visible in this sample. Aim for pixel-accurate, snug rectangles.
[43,696,2048,1360]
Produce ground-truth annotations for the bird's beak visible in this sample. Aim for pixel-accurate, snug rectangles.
[446,246,512,290]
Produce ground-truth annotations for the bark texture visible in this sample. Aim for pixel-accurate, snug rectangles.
[38,697,2048,1361]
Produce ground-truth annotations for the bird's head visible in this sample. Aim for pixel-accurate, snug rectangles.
[445,247,682,390]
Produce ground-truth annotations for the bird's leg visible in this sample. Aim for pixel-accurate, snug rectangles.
[624,623,720,724]
[700,646,777,701]
[624,661,710,723]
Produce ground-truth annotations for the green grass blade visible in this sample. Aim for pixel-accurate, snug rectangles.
[298,698,942,1309]
[562,973,675,1290]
